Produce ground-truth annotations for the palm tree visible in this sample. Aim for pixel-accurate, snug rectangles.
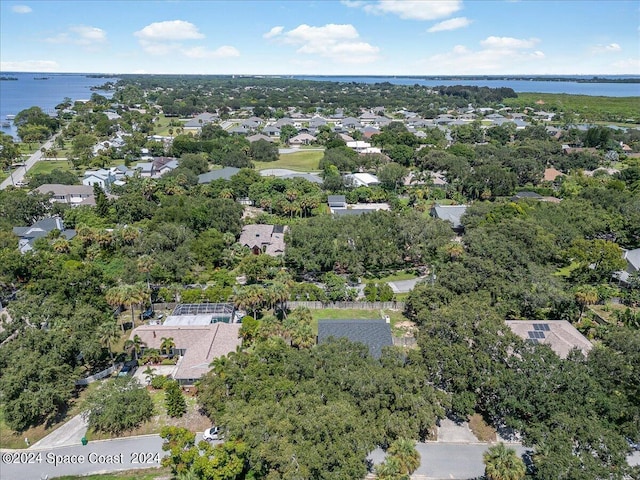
[124,334,146,361]
[483,443,526,480]
[232,285,265,320]
[375,455,408,480]
[160,337,176,356]
[105,285,127,332]
[387,438,421,475]
[574,285,599,316]
[98,320,120,365]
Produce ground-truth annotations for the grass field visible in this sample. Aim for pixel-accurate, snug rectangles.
[310,308,406,332]
[504,93,640,123]
[255,149,324,172]
[27,159,76,177]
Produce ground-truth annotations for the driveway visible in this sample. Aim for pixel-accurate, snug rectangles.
[388,277,425,294]
[30,414,88,449]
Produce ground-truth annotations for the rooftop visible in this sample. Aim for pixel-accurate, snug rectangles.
[317,319,393,359]
[505,320,592,359]
[131,323,241,383]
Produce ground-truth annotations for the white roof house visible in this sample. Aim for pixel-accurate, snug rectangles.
[345,172,380,187]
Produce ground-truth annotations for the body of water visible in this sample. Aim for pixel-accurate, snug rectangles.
[295,76,640,97]
[0,73,118,137]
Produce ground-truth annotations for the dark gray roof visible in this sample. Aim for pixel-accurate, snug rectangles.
[327,195,346,204]
[317,319,393,359]
[431,204,468,230]
[198,167,241,184]
[512,191,543,199]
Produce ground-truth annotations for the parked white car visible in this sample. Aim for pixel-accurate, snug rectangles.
[203,426,221,441]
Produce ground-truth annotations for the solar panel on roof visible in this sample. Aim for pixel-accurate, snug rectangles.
[542,324,550,331]
[528,331,536,338]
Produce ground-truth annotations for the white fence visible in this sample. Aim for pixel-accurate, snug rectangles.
[287,301,405,310]
[75,363,122,386]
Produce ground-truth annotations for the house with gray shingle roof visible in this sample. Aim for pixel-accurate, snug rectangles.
[13,217,76,254]
[197,167,241,184]
[613,248,640,285]
[431,203,468,232]
[239,224,287,256]
[317,319,393,359]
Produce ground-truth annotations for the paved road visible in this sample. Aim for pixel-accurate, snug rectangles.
[1,435,167,480]
[0,134,59,190]
[368,443,530,479]
[3,436,638,480]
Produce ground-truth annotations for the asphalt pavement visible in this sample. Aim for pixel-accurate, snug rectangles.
[0,135,59,190]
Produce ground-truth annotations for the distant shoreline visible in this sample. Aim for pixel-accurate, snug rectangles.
[0,72,639,83]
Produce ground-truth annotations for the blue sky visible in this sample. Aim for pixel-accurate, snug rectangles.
[1,0,638,75]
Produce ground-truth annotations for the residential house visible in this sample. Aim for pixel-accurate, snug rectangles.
[505,320,592,359]
[153,156,179,176]
[198,167,241,184]
[262,125,281,138]
[289,133,316,146]
[129,323,241,385]
[183,112,218,131]
[239,224,288,256]
[12,217,76,254]
[345,172,380,187]
[431,204,468,232]
[82,169,116,190]
[327,195,347,210]
[36,184,95,206]
[613,248,640,286]
[317,319,393,359]
[247,133,274,143]
[341,117,362,129]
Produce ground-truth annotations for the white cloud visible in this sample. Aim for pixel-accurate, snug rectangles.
[45,25,106,47]
[426,36,545,73]
[132,20,239,61]
[134,20,204,41]
[427,17,471,32]
[591,43,622,54]
[12,5,32,14]
[0,60,58,71]
[69,26,106,45]
[263,26,284,39]
[480,36,539,49]
[364,0,462,20]
[279,24,379,63]
[183,45,240,59]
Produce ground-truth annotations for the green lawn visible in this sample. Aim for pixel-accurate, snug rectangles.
[310,308,406,332]
[255,149,324,172]
[27,159,76,177]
